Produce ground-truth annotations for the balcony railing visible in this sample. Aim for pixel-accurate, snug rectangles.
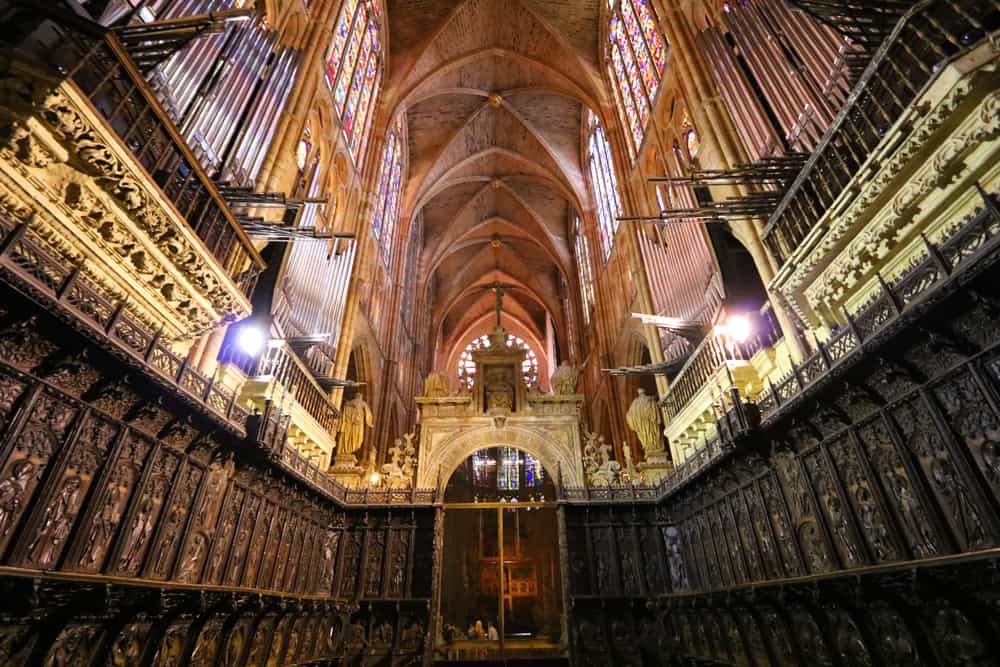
[762,0,998,264]
[563,187,1000,507]
[237,340,341,435]
[0,211,250,433]
[0,3,265,297]
[250,400,437,506]
[660,307,782,423]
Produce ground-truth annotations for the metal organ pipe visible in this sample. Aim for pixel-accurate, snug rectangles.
[224,48,299,185]
[145,0,300,185]
[155,0,232,118]
[640,151,719,327]
[715,0,852,153]
[697,27,781,160]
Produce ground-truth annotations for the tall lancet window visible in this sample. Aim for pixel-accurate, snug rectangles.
[574,216,595,324]
[586,112,623,261]
[371,118,405,267]
[325,0,383,163]
[607,0,668,158]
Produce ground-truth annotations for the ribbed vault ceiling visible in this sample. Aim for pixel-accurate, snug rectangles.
[385,0,606,373]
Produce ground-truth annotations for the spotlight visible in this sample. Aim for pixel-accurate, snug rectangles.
[727,315,752,343]
[236,324,266,357]
[714,314,753,343]
[369,472,381,486]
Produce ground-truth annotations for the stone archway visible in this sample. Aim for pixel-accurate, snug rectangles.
[417,424,584,493]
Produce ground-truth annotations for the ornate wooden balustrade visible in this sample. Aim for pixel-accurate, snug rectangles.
[761,0,998,265]
[0,2,265,299]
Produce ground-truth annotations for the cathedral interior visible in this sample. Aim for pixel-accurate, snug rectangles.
[0,0,997,664]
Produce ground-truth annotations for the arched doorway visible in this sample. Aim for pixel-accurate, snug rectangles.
[435,447,566,662]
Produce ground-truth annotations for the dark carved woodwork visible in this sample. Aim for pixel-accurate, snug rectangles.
[558,212,1000,664]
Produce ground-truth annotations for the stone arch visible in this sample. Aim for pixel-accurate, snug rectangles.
[418,424,584,492]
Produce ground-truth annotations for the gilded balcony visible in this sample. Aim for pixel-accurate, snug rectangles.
[0,5,264,341]
[659,308,782,465]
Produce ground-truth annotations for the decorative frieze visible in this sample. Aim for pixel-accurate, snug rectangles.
[0,60,253,339]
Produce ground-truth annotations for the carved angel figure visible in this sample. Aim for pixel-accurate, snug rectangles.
[626,388,665,455]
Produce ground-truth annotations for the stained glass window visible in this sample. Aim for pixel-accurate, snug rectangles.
[472,450,495,487]
[586,112,623,261]
[371,117,405,267]
[524,454,544,487]
[325,0,382,164]
[498,448,520,490]
[680,112,700,160]
[607,0,668,159]
[457,334,539,390]
[574,216,595,324]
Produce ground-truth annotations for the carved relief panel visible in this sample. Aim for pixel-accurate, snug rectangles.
[111,447,181,576]
[145,462,202,580]
[0,389,79,557]
[14,411,117,570]
[69,432,151,572]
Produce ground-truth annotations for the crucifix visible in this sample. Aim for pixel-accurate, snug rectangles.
[481,281,518,328]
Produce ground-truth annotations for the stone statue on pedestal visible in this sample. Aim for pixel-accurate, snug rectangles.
[338,394,373,459]
[626,388,665,457]
[550,362,579,395]
[423,371,450,397]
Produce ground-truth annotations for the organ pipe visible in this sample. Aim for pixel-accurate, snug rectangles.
[703,0,852,155]
[638,150,721,327]
[148,0,300,185]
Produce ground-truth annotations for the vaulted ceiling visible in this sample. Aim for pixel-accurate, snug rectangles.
[385,0,608,375]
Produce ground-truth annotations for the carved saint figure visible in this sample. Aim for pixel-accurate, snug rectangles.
[423,370,450,397]
[81,484,122,567]
[626,389,664,455]
[549,362,579,395]
[154,505,184,575]
[0,459,34,537]
[178,532,208,581]
[120,496,155,571]
[889,469,936,556]
[338,394,373,457]
[28,475,81,567]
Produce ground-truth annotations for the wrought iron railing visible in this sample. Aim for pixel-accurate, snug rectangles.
[762,0,998,264]
[0,3,265,298]
[247,400,437,506]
